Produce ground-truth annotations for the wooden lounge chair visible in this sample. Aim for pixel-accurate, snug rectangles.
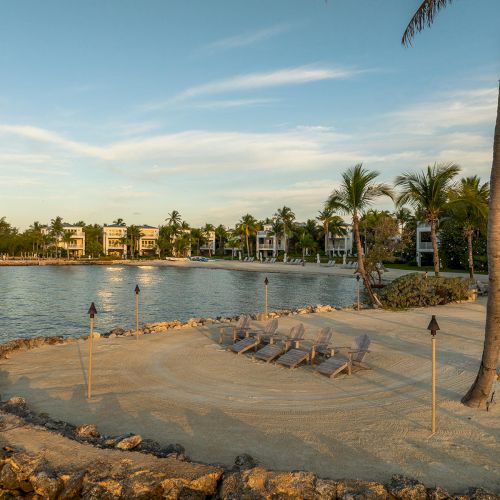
[254,323,304,363]
[476,280,489,296]
[316,334,371,378]
[276,327,333,369]
[218,315,251,344]
[251,318,279,344]
[230,334,262,355]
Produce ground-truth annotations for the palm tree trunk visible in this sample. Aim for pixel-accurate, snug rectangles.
[466,229,474,280]
[246,233,250,257]
[353,213,382,307]
[462,83,500,408]
[430,220,440,276]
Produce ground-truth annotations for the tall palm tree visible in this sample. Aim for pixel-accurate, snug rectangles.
[395,163,460,276]
[394,207,412,235]
[190,228,202,255]
[50,216,64,259]
[113,218,126,226]
[126,225,142,259]
[166,210,182,228]
[447,176,489,279]
[400,0,500,407]
[236,214,259,257]
[61,231,74,261]
[202,223,215,256]
[326,164,393,306]
[215,224,228,256]
[274,206,296,254]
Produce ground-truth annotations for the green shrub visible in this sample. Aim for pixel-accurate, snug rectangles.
[381,273,470,310]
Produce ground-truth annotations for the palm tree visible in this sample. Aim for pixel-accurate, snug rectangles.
[190,228,202,255]
[50,216,64,259]
[394,207,412,235]
[126,225,142,259]
[225,238,241,260]
[395,163,460,276]
[400,0,499,407]
[202,223,215,256]
[274,206,295,253]
[236,214,259,257]
[326,164,393,306]
[215,224,228,256]
[113,218,126,226]
[61,231,73,261]
[166,210,182,228]
[296,230,317,262]
[447,176,489,279]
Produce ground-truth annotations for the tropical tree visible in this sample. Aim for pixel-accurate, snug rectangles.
[399,0,500,407]
[225,238,241,260]
[395,163,460,276]
[127,225,142,259]
[447,176,489,279]
[202,223,215,256]
[236,214,259,257]
[61,231,74,261]
[394,207,412,235]
[317,208,346,257]
[50,216,64,259]
[326,164,393,306]
[190,228,202,255]
[267,218,283,257]
[296,229,317,262]
[113,218,126,226]
[274,206,295,253]
[215,224,228,256]
[166,210,182,228]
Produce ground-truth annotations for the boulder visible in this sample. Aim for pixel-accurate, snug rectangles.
[5,396,26,408]
[75,424,101,439]
[116,435,142,450]
[389,475,427,500]
[336,478,389,499]
[233,454,257,471]
[30,469,63,499]
[59,471,86,499]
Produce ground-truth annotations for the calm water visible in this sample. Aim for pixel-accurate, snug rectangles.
[0,265,357,341]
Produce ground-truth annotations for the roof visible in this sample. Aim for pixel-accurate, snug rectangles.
[140,225,158,229]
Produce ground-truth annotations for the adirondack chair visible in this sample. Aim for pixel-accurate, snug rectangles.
[476,280,489,296]
[316,334,371,378]
[254,323,305,363]
[276,327,333,369]
[230,318,279,355]
[218,315,251,344]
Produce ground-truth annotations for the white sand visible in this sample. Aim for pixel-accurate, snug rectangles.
[1,299,498,492]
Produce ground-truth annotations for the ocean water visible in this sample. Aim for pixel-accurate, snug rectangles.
[0,265,358,341]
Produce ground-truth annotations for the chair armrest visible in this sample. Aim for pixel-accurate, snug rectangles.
[348,349,370,354]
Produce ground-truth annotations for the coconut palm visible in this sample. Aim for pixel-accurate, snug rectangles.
[166,210,182,228]
[113,218,126,226]
[225,238,241,260]
[317,209,347,257]
[326,164,393,306]
[190,228,202,255]
[296,230,317,262]
[400,0,499,408]
[61,231,74,261]
[215,224,228,256]
[394,207,412,235]
[50,216,64,259]
[395,163,460,276]
[126,225,142,259]
[202,223,215,256]
[274,206,295,253]
[236,214,259,257]
[447,176,489,279]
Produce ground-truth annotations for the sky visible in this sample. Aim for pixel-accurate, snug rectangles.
[0,0,499,230]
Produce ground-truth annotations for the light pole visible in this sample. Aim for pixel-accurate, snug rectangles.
[87,302,97,399]
[356,274,361,311]
[135,284,140,340]
[264,277,269,318]
[427,315,440,434]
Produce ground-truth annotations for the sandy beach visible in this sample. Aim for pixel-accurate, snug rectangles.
[1,298,498,492]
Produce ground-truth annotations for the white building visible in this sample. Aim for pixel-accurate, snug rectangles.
[256,224,286,257]
[416,222,439,267]
[103,224,127,257]
[325,224,353,256]
[199,230,216,255]
[42,223,85,258]
[138,225,159,257]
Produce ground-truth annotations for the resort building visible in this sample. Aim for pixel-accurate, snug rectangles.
[256,224,286,257]
[138,225,159,256]
[325,224,354,257]
[103,224,128,257]
[416,222,439,267]
[42,223,86,257]
[199,230,216,256]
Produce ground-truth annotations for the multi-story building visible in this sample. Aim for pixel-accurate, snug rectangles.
[199,230,216,256]
[103,224,128,257]
[256,224,286,257]
[42,223,85,257]
[324,224,353,257]
[416,222,439,267]
[138,225,159,257]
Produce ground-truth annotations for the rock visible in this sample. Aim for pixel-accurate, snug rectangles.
[59,471,86,499]
[389,475,427,500]
[30,469,63,499]
[337,478,389,499]
[466,487,500,500]
[108,333,117,339]
[233,454,257,471]
[315,479,338,499]
[5,396,26,408]
[75,424,101,439]
[427,486,450,500]
[90,332,101,340]
[116,435,142,450]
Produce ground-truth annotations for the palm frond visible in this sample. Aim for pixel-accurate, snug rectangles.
[402,0,453,47]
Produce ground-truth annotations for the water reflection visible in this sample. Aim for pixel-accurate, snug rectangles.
[0,266,357,341]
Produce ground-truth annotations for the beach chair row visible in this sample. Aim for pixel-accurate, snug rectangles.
[219,317,370,378]
[285,258,303,265]
[321,260,337,267]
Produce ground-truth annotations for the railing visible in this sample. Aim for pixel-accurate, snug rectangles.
[418,242,434,250]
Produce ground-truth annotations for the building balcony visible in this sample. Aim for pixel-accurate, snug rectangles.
[417,242,434,250]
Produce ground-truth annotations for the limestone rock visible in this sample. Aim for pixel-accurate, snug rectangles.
[233,454,257,471]
[427,486,450,500]
[75,424,101,439]
[336,478,389,499]
[116,435,142,450]
[59,471,86,499]
[5,397,26,408]
[389,475,427,500]
[30,469,63,499]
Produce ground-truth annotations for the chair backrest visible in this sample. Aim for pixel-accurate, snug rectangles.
[315,327,333,346]
[476,280,485,292]
[289,323,305,340]
[236,315,250,329]
[264,318,278,335]
[352,334,370,363]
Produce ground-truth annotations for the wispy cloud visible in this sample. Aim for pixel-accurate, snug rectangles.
[142,65,360,110]
[192,98,277,109]
[202,24,291,53]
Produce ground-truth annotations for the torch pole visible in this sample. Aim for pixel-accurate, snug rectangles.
[431,334,436,434]
[87,316,93,399]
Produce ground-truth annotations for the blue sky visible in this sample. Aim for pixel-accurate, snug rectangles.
[1,0,499,229]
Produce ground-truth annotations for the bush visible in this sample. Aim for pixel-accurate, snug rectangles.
[381,273,470,310]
